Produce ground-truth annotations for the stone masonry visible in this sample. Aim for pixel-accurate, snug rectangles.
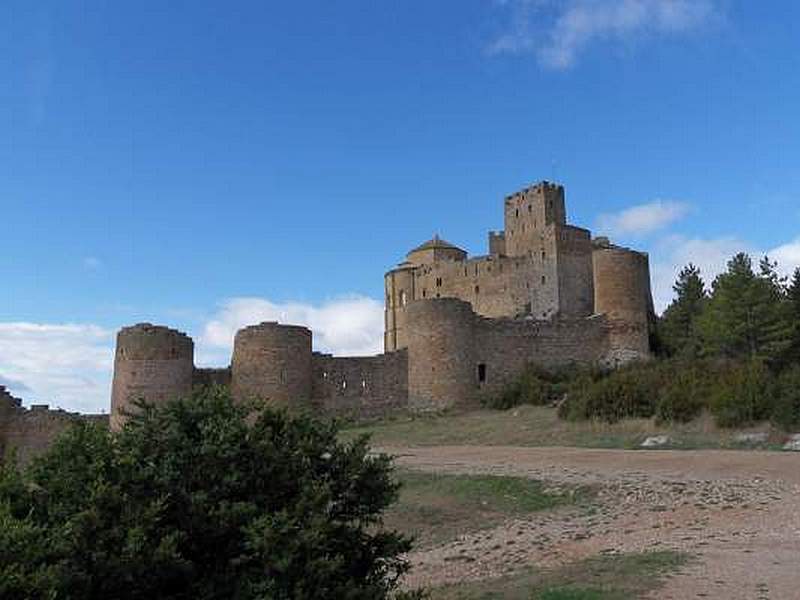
[1,180,655,456]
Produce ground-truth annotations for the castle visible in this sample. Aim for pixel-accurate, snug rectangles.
[1,181,655,459]
[108,181,654,428]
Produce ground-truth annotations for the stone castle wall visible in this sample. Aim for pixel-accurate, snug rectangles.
[311,350,408,420]
[1,386,108,465]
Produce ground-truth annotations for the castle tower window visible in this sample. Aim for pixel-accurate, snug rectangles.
[342,380,347,390]
[422,289,427,298]
[541,275,546,285]
[515,208,519,218]
[541,251,546,260]
[528,204,532,212]
[477,363,487,384]
[436,277,442,287]
[475,285,480,295]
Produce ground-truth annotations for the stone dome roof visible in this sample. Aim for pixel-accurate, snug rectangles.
[409,235,464,255]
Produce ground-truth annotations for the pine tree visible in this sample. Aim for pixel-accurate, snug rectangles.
[659,263,707,357]
[699,253,792,362]
[785,267,800,364]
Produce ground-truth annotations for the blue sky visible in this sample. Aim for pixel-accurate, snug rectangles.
[2,0,800,413]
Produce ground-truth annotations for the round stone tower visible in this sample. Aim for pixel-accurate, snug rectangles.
[405,298,476,411]
[110,323,194,430]
[230,322,312,408]
[592,244,652,361]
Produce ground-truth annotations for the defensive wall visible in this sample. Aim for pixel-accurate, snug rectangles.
[2,179,655,457]
[0,385,108,465]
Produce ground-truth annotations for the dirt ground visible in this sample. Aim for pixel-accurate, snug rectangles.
[383,446,800,599]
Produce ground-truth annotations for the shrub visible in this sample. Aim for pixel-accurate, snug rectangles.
[0,387,414,600]
[560,362,664,423]
[485,365,593,411]
[710,360,775,427]
[771,366,800,431]
[654,363,708,424]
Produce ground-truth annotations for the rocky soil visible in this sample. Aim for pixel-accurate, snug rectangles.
[384,446,800,599]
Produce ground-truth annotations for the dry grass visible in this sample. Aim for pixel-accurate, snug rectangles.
[430,550,691,599]
[344,406,783,450]
[385,470,594,548]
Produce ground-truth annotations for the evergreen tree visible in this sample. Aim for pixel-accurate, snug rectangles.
[659,263,706,357]
[785,267,800,364]
[0,388,417,600]
[699,253,792,362]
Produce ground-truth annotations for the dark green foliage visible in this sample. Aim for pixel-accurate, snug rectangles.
[659,263,706,358]
[785,268,800,364]
[771,366,800,430]
[654,365,708,424]
[559,362,664,423]
[710,360,775,427]
[0,387,414,600]
[486,366,588,411]
[698,253,792,363]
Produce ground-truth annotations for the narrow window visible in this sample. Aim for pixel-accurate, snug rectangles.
[541,251,546,260]
[528,204,532,212]
[477,364,487,383]
[541,275,546,285]
[361,379,367,390]
[474,265,478,276]
[515,208,519,218]
[400,290,407,306]
[342,379,347,390]
[475,285,480,295]
[422,289,427,298]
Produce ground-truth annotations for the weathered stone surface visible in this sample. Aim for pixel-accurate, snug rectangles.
[641,435,671,448]
[735,432,769,444]
[782,434,800,451]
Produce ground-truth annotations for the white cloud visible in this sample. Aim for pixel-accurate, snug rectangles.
[491,0,718,69]
[597,200,690,238]
[769,238,800,277]
[650,234,800,314]
[649,235,748,313]
[199,295,384,365]
[0,323,114,414]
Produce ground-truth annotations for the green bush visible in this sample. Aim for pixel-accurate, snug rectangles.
[0,387,414,600]
[559,362,665,423]
[654,364,708,424]
[485,365,594,411]
[710,360,775,427]
[771,366,800,431]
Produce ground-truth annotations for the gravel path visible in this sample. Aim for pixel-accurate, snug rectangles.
[382,446,800,599]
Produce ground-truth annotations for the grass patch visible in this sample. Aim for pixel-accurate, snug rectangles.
[430,550,691,599]
[386,471,593,547]
[344,406,782,451]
